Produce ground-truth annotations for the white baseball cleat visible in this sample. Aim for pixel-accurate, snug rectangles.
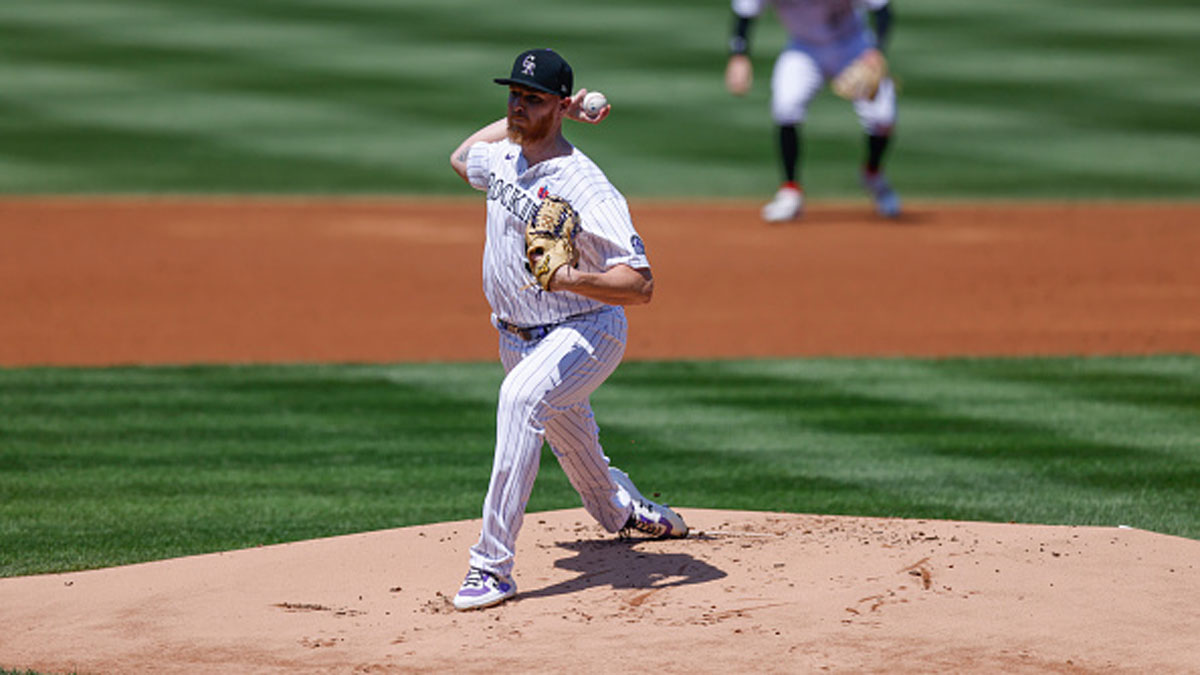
[761,184,804,222]
[452,567,516,611]
[610,467,688,538]
[861,170,901,218]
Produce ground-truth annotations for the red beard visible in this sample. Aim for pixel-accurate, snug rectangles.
[506,110,554,145]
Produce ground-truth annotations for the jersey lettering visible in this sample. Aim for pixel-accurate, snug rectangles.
[472,139,648,327]
[486,173,539,224]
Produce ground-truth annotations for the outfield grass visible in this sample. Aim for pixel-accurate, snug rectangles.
[0,0,1197,197]
[1,0,1197,586]
[2,356,1197,577]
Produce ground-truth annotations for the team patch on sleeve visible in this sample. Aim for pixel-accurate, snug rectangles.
[630,235,645,255]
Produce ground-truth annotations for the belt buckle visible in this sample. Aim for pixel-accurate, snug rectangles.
[499,318,550,342]
[501,320,531,341]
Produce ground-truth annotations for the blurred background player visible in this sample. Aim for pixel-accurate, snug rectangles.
[725,0,901,221]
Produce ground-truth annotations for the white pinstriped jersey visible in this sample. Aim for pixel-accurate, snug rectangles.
[733,0,888,45]
[466,139,649,327]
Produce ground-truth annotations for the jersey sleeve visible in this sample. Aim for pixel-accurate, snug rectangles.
[860,0,889,10]
[732,0,766,19]
[465,141,495,191]
[581,196,650,271]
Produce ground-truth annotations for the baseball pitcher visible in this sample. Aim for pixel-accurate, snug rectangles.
[447,48,688,611]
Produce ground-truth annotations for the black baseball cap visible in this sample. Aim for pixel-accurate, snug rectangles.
[494,48,573,98]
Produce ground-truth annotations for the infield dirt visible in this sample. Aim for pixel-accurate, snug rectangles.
[2,199,1198,365]
[1,199,1198,673]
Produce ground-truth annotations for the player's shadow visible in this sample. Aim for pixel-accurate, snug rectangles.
[517,537,726,601]
[787,206,929,226]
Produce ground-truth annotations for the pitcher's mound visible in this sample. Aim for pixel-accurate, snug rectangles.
[3,508,1197,673]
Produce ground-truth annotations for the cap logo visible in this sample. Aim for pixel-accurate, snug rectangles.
[521,54,536,76]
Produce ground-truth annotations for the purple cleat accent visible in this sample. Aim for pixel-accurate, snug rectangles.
[611,467,689,539]
[453,567,516,611]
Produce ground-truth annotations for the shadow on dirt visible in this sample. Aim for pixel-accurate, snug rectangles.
[773,207,931,226]
[518,537,727,601]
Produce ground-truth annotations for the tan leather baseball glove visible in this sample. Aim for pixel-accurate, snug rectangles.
[525,195,581,290]
[832,49,888,101]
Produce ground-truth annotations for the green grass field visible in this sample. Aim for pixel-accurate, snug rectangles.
[3,357,1198,577]
[1,0,1197,197]
[1,0,1198,582]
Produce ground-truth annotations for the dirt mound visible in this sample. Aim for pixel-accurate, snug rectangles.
[2,508,1196,673]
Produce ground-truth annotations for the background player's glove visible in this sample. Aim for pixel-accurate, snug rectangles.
[832,49,888,101]
[525,195,581,290]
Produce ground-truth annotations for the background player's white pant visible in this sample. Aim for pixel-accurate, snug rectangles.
[770,34,897,135]
[469,306,633,578]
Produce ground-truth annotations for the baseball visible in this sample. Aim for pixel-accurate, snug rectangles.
[582,91,608,116]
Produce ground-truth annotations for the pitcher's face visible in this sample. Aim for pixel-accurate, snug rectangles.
[506,86,563,145]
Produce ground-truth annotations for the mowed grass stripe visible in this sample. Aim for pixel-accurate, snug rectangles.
[1,364,504,575]
[1,0,1198,196]
[589,358,1200,531]
[0,0,489,191]
[0,2,449,190]
[2,357,1197,576]
[891,0,1200,197]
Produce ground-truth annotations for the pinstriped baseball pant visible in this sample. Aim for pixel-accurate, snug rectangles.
[468,307,634,578]
[771,33,898,134]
